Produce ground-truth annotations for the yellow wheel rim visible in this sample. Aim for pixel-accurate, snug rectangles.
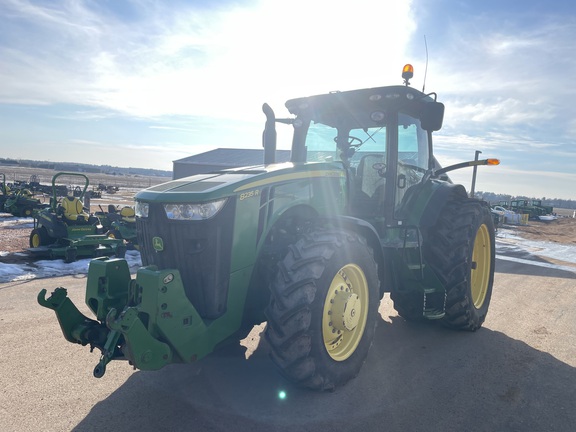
[322,264,369,361]
[471,223,491,309]
[31,233,41,248]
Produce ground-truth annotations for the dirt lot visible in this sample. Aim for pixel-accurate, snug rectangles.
[507,214,576,244]
[2,242,576,432]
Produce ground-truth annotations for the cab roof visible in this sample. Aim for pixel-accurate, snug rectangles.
[285,85,437,130]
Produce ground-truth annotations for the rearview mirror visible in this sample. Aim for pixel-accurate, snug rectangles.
[420,102,444,132]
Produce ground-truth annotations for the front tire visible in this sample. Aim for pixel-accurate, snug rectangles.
[424,198,495,331]
[64,247,78,263]
[29,227,50,248]
[265,228,380,391]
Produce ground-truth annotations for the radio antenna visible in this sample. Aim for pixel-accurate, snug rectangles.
[422,35,429,93]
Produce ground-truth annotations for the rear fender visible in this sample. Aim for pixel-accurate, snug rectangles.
[399,180,468,228]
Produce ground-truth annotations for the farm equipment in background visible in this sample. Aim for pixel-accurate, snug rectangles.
[509,199,548,220]
[95,205,138,249]
[39,65,499,390]
[3,187,49,217]
[2,172,50,217]
[531,199,554,216]
[88,188,102,199]
[29,172,125,262]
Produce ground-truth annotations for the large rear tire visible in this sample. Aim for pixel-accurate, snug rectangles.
[424,198,495,331]
[265,228,380,391]
[22,207,33,217]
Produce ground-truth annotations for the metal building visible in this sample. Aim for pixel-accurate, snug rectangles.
[172,148,292,180]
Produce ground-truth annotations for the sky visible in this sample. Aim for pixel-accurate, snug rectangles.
[2,215,575,283]
[1,0,575,199]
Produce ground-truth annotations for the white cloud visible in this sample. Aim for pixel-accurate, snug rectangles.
[1,1,575,199]
[0,0,416,119]
[415,9,576,199]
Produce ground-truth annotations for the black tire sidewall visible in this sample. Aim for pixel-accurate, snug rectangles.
[266,228,380,390]
[29,228,41,248]
[307,238,380,385]
[424,198,495,330]
[466,205,495,323]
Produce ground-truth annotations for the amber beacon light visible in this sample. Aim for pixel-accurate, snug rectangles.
[402,64,414,85]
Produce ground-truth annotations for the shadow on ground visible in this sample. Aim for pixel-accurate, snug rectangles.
[73,315,575,432]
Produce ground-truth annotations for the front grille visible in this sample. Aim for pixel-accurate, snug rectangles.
[137,199,236,319]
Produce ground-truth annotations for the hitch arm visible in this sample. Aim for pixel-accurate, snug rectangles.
[38,288,103,346]
[92,307,174,378]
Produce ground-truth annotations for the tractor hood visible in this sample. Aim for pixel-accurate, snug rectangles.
[135,161,346,204]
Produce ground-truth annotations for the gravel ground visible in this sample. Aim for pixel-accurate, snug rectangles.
[502,215,576,244]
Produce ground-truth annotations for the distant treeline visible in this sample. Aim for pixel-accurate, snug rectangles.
[0,158,172,178]
[477,191,576,210]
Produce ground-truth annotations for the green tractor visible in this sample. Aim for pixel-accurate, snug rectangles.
[39,65,498,390]
[509,199,545,220]
[29,172,126,263]
[3,187,49,217]
[531,199,553,216]
[95,204,138,249]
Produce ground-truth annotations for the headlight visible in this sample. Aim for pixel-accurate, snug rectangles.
[135,201,149,218]
[163,198,227,220]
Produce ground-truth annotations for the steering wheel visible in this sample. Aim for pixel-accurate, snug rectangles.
[398,162,427,174]
[372,162,387,178]
[335,136,363,147]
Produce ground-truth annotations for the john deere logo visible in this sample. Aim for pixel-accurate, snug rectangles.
[152,236,164,251]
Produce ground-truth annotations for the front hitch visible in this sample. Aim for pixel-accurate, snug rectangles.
[99,306,173,376]
[38,258,211,378]
[38,287,108,349]
[38,259,176,378]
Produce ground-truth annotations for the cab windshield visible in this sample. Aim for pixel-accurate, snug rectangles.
[304,113,430,221]
[304,113,429,172]
[305,123,387,168]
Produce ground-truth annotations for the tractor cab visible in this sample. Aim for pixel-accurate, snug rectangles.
[264,66,445,232]
[263,65,497,235]
[296,102,436,224]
